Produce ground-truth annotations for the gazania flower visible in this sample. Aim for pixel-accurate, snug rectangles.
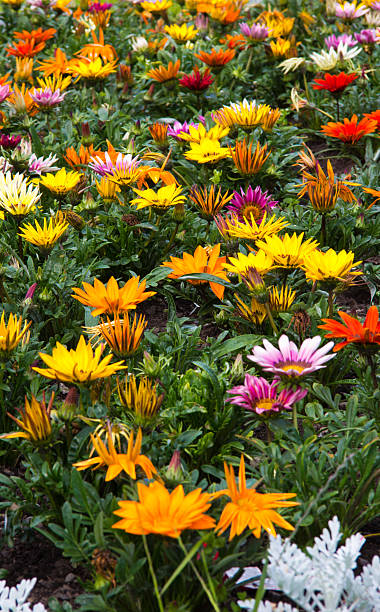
[219,212,288,243]
[362,186,380,209]
[240,22,269,41]
[212,101,281,131]
[302,248,362,284]
[162,244,229,299]
[146,60,180,83]
[73,427,156,481]
[184,139,231,164]
[94,313,147,358]
[113,481,215,537]
[164,23,198,41]
[312,72,358,96]
[319,305,380,351]
[249,334,335,378]
[189,184,233,219]
[1,393,53,443]
[0,172,41,219]
[310,42,361,71]
[68,57,117,82]
[321,115,377,143]
[19,216,69,252]
[225,250,274,276]
[104,162,142,190]
[148,122,168,145]
[131,184,185,211]
[228,375,307,415]
[213,455,298,539]
[0,312,31,353]
[141,0,172,11]
[255,232,319,268]
[0,84,11,103]
[36,74,71,92]
[299,159,358,204]
[95,177,121,203]
[14,27,56,43]
[178,123,228,144]
[336,0,369,19]
[234,294,267,325]
[37,48,70,77]
[227,186,277,221]
[6,83,37,116]
[364,109,380,130]
[76,28,117,62]
[179,67,214,92]
[269,285,296,313]
[28,153,60,175]
[38,168,81,196]
[14,58,34,84]
[270,37,298,58]
[118,374,164,422]
[7,40,46,58]
[194,47,235,67]
[73,276,155,317]
[229,139,271,176]
[324,33,356,49]
[0,134,22,149]
[30,86,66,108]
[33,335,127,384]
[64,144,99,168]
[354,28,378,44]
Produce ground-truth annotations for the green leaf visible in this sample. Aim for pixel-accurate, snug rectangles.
[213,334,262,358]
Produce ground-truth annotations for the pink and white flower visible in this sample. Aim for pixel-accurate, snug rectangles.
[248,335,336,378]
[227,375,307,415]
[240,22,269,41]
[324,33,356,48]
[0,84,11,104]
[89,152,141,176]
[30,87,66,108]
[335,1,369,19]
[28,153,59,175]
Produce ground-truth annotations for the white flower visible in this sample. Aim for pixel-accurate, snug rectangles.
[310,41,361,69]
[279,57,306,73]
[0,577,47,612]
[131,36,149,52]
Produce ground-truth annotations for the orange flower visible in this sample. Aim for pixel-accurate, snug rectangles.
[72,276,156,317]
[194,47,235,66]
[64,144,100,168]
[362,186,380,209]
[189,184,233,219]
[220,33,246,49]
[213,455,298,540]
[229,139,271,175]
[146,59,180,83]
[7,40,46,58]
[161,244,229,300]
[75,28,118,62]
[319,305,380,351]
[364,109,380,130]
[321,115,377,144]
[148,122,168,144]
[113,481,215,537]
[13,27,56,43]
[6,83,37,116]
[37,48,70,77]
[299,159,359,204]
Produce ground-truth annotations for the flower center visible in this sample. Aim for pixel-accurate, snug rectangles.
[255,399,275,411]
[280,362,306,373]
[242,203,262,222]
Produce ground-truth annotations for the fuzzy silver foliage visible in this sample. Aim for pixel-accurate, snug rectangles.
[0,577,46,612]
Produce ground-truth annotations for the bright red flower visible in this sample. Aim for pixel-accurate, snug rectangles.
[364,109,380,130]
[312,72,358,95]
[320,115,377,143]
[319,305,380,351]
[179,67,214,92]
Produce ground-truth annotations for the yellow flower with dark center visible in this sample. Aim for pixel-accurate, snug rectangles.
[73,426,156,481]
[0,312,31,353]
[229,139,271,175]
[130,184,186,211]
[146,60,180,83]
[72,276,156,317]
[213,101,281,131]
[33,335,127,384]
[105,165,142,190]
[225,250,274,275]
[184,138,231,164]
[95,177,121,203]
[94,313,147,358]
[117,374,164,423]
[19,216,69,252]
[1,393,54,442]
[255,232,319,268]
[220,212,288,242]
[164,23,198,41]
[212,454,298,540]
[269,285,296,312]
[0,172,41,220]
[266,16,295,37]
[234,293,267,325]
[67,57,117,81]
[38,168,81,196]
[189,184,233,219]
[302,248,362,284]
[178,123,229,143]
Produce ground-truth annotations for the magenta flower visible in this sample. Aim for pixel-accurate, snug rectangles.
[0,84,11,104]
[195,13,209,30]
[335,1,369,19]
[324,33,356,48]
[28,152,59,175]
[227,375,307,415]
[24,282,37,300]
[179,67,214,93]
[354,29,377,44]
[240,22,269,41]
[248,335,336,378]
[227,185,277,221]
[88,1,112,10]
[0,134,22,149]
[31,87,66,108]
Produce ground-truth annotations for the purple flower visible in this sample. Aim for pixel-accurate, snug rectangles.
[227,374,307,415]
[248,335,336,378]
[25,282,37,300]
[88,1,112,10]
[0,84,11,104]
[227,185,277,222]
[195,13,209,30]
[240,22,269,41]
[0,134,22,150]
[335,1,369,19]
[324,33,356,48]
[354,29,377,44]
[30,87,66,108]
[167,121,201,140]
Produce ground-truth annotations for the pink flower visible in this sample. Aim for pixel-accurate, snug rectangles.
[324,33,356,48]
[31,87,66,108]
[0,84,11,104]
[89,152,140,176]
[354,29,377,43]
[227,375,307,414]
[248,335,336,378]
[240,22,269,41]
[335,1,369,19]
[167,120,201,140]
[28,152,59,175]
[227,185,277,221]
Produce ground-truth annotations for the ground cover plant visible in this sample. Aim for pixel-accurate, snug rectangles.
[0,0,379,608]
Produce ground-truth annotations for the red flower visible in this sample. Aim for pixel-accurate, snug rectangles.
[312,72,358,96]
[319,305,380,351]
[364,109,380,131]
[7,40,46,58]
[320,114,377,143]
[179,67,214,92]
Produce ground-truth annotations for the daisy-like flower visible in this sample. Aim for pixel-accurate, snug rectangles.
[299,159,359,204]
[130,184,185,211]
[19,216,69,252]
[90,151,140,178]
[0,134,22,149]
[118,374,164,423]
[194,48,235,68]
[184,138,231,164]
[234,293,267,325]
[362,185,380,209]
[87,313,146,358]
[167,120,201,140]
[95,177,121,203]
[113,481,215,537]
[225,250,274,276]
[141,0,172,11]
[270,37,299,58]
[164,23,198,41]
[229,139,271,176]
[319,305,380,351]
[28,153,60,175]
[227,186,277,222]
[0,84,11,103]
[269,285,296,313]
[65,144,99,168]
[67,57,117,82]
[0,171,41,219]
[73,427,156,481]
[336,0,369,18]
[228,375,307,415]
[146,60,180,83]
[7,40,46,58]
[161,244,229,300]
[213,455,298,540]
[76,28,117,63]
[219,212,288,243]
[37,48,70,78]
[354,28,378,43]
[213,100,281,131]
[131,36,149,53]
[6,83,38,116]
[14,27,56,43]
[189,184,233,219]
[240,22,269,41]
[179,67,214,92]
[30,86,66,108]
[324,33,356,48]
[38,168,81,196]
[148,122,168,145]
[255,232,319,268]
[312,72,358,96]
[33,335,127,383]
[302,248,362,284]
[310,42,361,70]
[1,393,53,443]
[178,123,229,144]
[0,311,31,353]
[321,115,377,143]
[72,276,156,317]
[249,334,335,377]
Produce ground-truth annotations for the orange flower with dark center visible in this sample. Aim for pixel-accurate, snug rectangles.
[7,40,46,58]
[146,59,180,83]
[189,184,233,219]
[229,139,271,175]
[321,115,377,144]
[312,72,358,96]
[299,159,359,204]
[319,305,380,351]
[13,27,56,43]
[194,48,235,67]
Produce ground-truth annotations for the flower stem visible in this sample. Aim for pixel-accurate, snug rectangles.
[336,97,340,122]
[264,303,278,336]
[246,48,254,73]
[366,353,378,389]
[320,213,327,247]
[142,534,164,612]
[292,404,299,433]
[178,536,220,612]
[162,221,180,257]
[328,290,335,317]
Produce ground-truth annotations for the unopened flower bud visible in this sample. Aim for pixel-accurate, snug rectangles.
[173,201,185,222]
[230,353,244,383]
[65,211,85,230]
[166,449,182,480]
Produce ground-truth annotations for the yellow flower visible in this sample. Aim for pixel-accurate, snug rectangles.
[213,101,281,131]
[14,58,34,84]
[178,123,229,143]
[0,312,31,353]
[36,74,72,91]
[95,177,121,203]
[234,294,267,325]
[130,184,186,211]
[299,160,358,206]
[106,165,142,190]
[38,168,81,196]
[33,335,127,384]
[72,276,156,317]
[302,248,362,284]
[164,23,198,41]
[212,455,298,540]
[141,0,172,10]
[225,250,274,275]
[189,184,233,220]
[184,138,231,164]
[1,393,54,442]
[94,313,147,358]
[255,232,319,268]
[117,374,164,423]
[229,139,271,175]
[19,216,69,252]
[146,60,180,83]
[220,212,288,242]
[73,426,156,481]
[0,172,41,219]
[269,285,296,312]
[67,57,117,81]
[270,37,298,58]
